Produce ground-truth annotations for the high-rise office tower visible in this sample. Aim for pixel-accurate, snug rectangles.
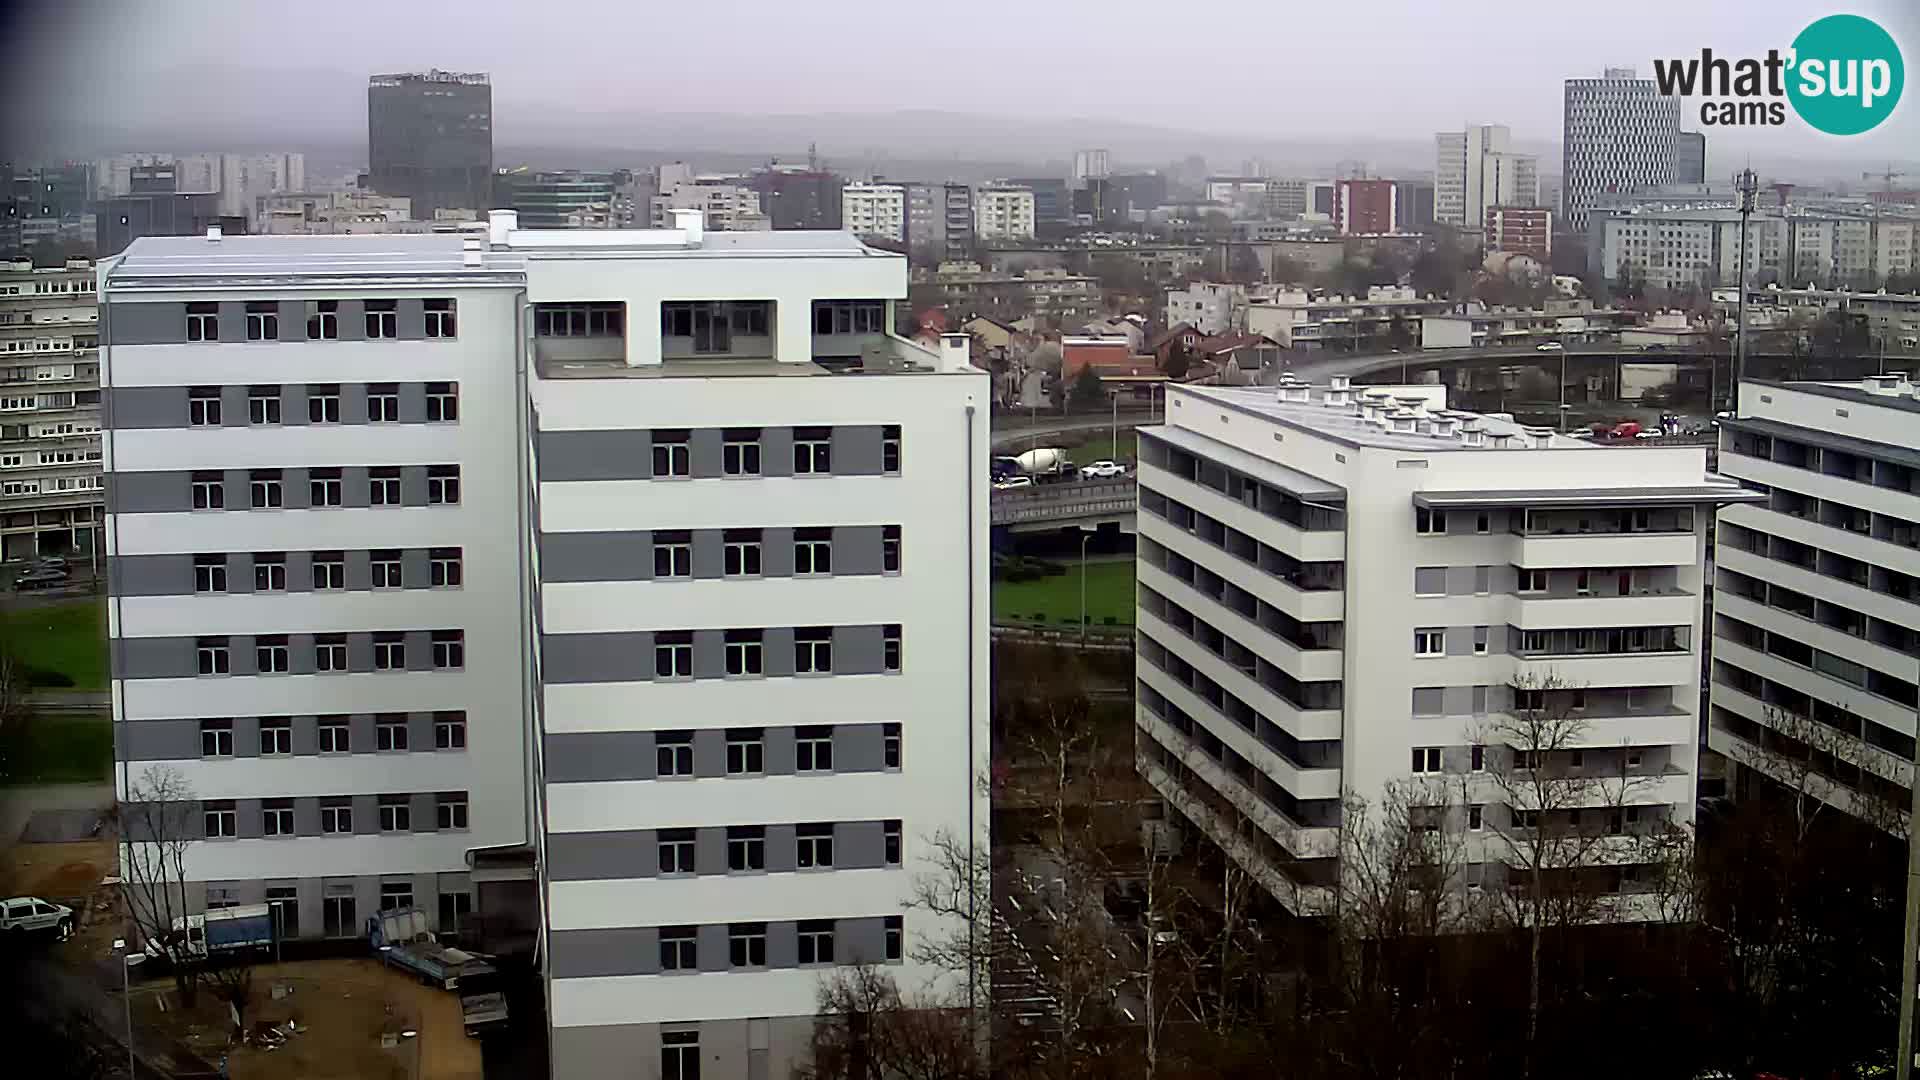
[367,71,494,220]
[1435,124,1538,229]
[101,211,989,1079]
[1676,132,1707,185]
[1562,68,1680,232]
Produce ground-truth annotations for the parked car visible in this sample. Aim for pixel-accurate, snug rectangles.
[35,556,67,570]
[12,567,70,591]
[1635,429,1664,439]
[1535,341,1564,351]
[1079,460,1127,479]
[993,476,1033,491]
[1,896,75,940]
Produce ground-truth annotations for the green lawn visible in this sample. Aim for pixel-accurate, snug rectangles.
[0,597,108,690]
[993,559,1136,629]
[1068,430,1139,466]
[0,715,112,785]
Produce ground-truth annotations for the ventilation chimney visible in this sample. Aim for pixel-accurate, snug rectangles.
[1489,432,1512,448]
[1324,386,1352,408]
[487,209,518,246]
[1431,415,1458,439]
[1389,409,1417,433]
[1461,422,1486,447]
[672,208,705,244]
[1865,373,1902,396]
[938,332,970,372]
[205,224,222,242]
[461,236,483,267]
[1395,394,1428,418]
[1329,373,1351,393]
[1521,425,1555,449]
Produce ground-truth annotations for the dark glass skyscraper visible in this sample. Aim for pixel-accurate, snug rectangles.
[367,71,493,220]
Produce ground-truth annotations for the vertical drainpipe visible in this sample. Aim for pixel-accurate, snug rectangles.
[102,288,134,921]
[963,398,980,1024]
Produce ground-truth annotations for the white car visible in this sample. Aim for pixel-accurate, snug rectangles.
[1079,460,1127,479]
[1535,341,1564,351]
[993,476,1033,491]
[1,896,75,940]
[1635,429,1664,439]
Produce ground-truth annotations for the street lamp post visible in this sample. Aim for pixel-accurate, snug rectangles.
[113,938,135,1079]
[1897,655,1920,1080]
[1111,390,1119,464]
[1079,527,1095,647]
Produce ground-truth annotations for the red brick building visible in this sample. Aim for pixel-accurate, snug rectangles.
[1334,179,1399,235]
[1483,205,1553,260]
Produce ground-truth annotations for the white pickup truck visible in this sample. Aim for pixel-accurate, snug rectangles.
[1,895,75,940]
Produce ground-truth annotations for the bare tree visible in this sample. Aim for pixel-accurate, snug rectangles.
[795,965,982,1080]
[1723,702,1909,840]
[118,764,204,1006]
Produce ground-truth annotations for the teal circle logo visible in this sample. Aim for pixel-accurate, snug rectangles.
[1787,14,1904,135]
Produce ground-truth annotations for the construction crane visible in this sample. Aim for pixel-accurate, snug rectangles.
[1864,164,1909,192]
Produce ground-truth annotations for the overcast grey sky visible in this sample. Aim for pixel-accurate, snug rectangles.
[3,0,1915,169]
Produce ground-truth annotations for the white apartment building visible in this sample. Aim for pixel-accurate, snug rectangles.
[1245,286,1452,349]
[103,214,990,1080]
[1563,69,1680,232]
[1435,124,1538,228]
[1135,377,1756,913]
[1,256,103,561]
[1711,377,1920,824]
[1597,207,1920,293]
[840,183,907,243]
[650,164,769,232]
[1163,282,1247,336]
[972,186,1037,241]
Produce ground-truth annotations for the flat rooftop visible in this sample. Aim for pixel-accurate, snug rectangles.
[1752,377,1920,416]
[1188,384,1591,452]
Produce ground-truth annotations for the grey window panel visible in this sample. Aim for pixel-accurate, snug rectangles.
[400,466,430,506]
[219,386,249,428]
[692,729,726,779]
[341,467,371,507]
[1412,566,1446,594]
[766,921,799,968]
[1445,630,1475,657]
[763,726,796,773]
[550,927,658,978]
[691,630,725,679]
[108,554,192,597]
[832,526,884,575]
[347,634,376,673]
[349,713,376,750]
[231,716,260,758]
[1487,625,1508,654]
[697,924,730,973]
[397,382,428,423]
[280,383,309,426]
[290,715,319,756]
[544,731,656,783]
[403,631,434,672]
[103,302,187,345]
[835,821,885,870]
[690,530,724,580]
[334,300,367,341]
[120,801,195,844]
[546,830,653,881]
[838,916,889,966]
[343,550,373,590]
[1441,686,1477,716]
[760,427,794,478]
[1411,687,1445,716]
[227,553,253,594]
[222,469,249,506]
[541,532,652,582]
[538,430,654,482]
[276,300,305,338]
[402,549,431,588]
[294,797,322,837]
[352,795,380,835]
[762,627,796,678]
[102,386,188,430]
[107,471,196,514]
[339,383,370,424]
[234,798,264,839]
[1490,565,1518,593]
[832,425,885,475]
[696,827,725,876]
[288,634,318,675]
[1475,565,1492,594]
[119,718,199,760]
[760,528,795,577]
[764,824,798,873]
[114,636,193,679]
[408,712,436,751]
[410,793,438,833]
[1446,567,1477,596]
[1472,686,1490,715]
[215,302,248,343]
[541,632,653,684]
[835,724,887,772]
[397,298,427,340]
[834,624,887,675]
[688,428,724,479]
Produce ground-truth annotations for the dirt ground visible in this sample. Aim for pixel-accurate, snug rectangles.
[133,957,484,1080]
[0,835,113,897]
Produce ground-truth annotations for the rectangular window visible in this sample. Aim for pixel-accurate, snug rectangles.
[307,384,340,423]
[651,431,690,478]
[729,923,768,968]
[185,302,218,342]
[795,628,833,674]
[200,718,233,757]
[249,469,283,509]
[247,386,281,425]
[369,467,401,505]
[373,633,405,671]
[656,731,694,777]
[1468,805,1484,831]
[662,1031,700,1080]
[725,629,764,677]
[882,425,901,475]
[378,796,411,832]
[320,800,352,834]
[309,467,343,507]
[259,716,292,754]
[653,530,692,578]
[794,528,833,575]
[796,725,834,772]
[436,794,469,830]
[365,300,398,338]
[196,636,230,676]
[424,299,456,339]
[1519,569,1549,594]
[380,881,415,912]
[797,920,835,965]
[426,381,458,422]
[429,547,463,588]
[435,711,467,750]
[263,799,294,836]
[370,550,402,589]
[1475,512,1490,534]
[315,632,350,672]
[1414,629,1444,657]
[654,632,693,679]
[793,426,832,474]
[188,387,221,426]
[252,552,286,592]
[884,820,902,865]
[203,800,236,838]
[727,729,764,775]
[884,915,903,962]
[722,430,762,477]
[307,301,339,340]
[255,635,291,673]
[1411,747,1442,774]
[797,823,835,869]
[657,829,695,875]
[883,722,902,768]
[882,525,901,574]
[1416,507,1447,535]
[367,383,400,422]
[1575,570,1593,596]
[723,529,762,577]
[727,825,766,871]
[312,551,345,590]
[193,553,227,593]
[1473,626,1489,655]
[432,630,465,670]
[318,716,349,753]
[427,465,460,505]
[191,472,224,510]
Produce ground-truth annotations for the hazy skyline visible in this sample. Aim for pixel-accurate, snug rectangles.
[3,0,1915,176]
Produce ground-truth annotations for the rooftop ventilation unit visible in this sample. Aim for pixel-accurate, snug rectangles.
[1395,395,1428,418]
[1461,424,1486,447]
[1520,426,1555,449]
[1431,415,1458,439]
[1488,431,1512,449]
[1329,374,1352,392]
[1865,373,1904,395]
[1389,410,1417,433]
[205,224,221,242]
[461,236,483,267]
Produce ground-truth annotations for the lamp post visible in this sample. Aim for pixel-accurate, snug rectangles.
[1898,656,1920,1080]
[1111,390,1119,465]
[1079,526,1095,647]
[112,938,135,1080]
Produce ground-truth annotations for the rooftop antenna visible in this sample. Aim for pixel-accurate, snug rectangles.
[808,142,818,172]
[1731,165,1758,417]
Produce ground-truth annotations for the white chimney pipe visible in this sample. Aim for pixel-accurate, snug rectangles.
[205,224,222,242]
[487,209,518,246]
[672,208,705,244]
[461,237,483,267]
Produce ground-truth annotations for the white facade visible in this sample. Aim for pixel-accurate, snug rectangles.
[650,164,768,232]
[1137,379,1753,914]
[1075,149,1111,183]
[0,257,102,560]
[1435,124,1538,228]
[1163,282,1246,335]
[840,183,907,242]
[218,153,307,219]
[972,187,1037,241]
[1598,207,1920,292]
[1711,377,1920,825]
[1563,69,1681,232]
